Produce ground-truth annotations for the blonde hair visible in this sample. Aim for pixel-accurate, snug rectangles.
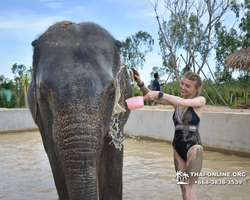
[184,71,202,97]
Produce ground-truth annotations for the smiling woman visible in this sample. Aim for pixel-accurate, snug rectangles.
[134,69,206,200]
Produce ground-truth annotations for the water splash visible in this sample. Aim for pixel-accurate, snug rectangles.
[108,62,126,149]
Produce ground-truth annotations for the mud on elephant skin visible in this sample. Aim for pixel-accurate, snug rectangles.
[28,21,133,200]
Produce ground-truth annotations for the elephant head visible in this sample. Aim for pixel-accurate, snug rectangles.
[28,21,133,200]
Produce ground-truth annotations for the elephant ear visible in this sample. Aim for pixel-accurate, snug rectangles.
[28,74,39,124]
[115,40,123,48]
[31,40,37,47]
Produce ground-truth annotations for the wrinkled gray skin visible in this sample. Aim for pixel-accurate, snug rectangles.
[28,21,133,200]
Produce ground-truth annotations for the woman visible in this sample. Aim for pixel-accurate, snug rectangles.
[134,70,205,200]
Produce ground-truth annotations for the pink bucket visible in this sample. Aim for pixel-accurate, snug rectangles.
[125,96,146,110]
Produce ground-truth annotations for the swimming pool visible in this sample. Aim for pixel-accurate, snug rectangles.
[0,131,249,200]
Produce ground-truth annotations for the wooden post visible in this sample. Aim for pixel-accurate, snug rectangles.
[230,94,233,106]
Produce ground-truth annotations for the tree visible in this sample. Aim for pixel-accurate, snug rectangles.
[22,73,30,108]
[9,91,17,108]
[0,75,6,84]
[11,63,31,108]
[214,22,239,83]
[149,0,232,82]
[238,0,250,48]
[121,31,154,70]
[0,75,13,89]
[214,0,250,83]
[0,92,8,108]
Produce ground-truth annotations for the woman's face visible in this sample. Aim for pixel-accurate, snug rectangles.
[180,77,197,98]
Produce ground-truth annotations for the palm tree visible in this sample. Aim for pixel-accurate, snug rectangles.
[22,72,30,108]
[11,64,32,108]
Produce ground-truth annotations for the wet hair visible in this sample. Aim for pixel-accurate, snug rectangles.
[154,73,159,79]
[184,71,202,97]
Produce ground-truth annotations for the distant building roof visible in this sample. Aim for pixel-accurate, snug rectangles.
[226,47,250,72]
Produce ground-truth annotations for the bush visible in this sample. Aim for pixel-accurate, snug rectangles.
[0,92,8,107]
[131,84,143,96]
[8,91,18,108]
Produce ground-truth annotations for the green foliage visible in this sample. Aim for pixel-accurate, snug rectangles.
[142,75,250,108]
[0,63,31,108]
[161,81,180,96]
[18,92,25,108]
[9,91,18,108]
[121,31,154,70]
[214,21,240,83]
[238,0,250,48]
[0,92,8,107]
[231,0,241,18]
[0,80,14,89]
[203,76,250,107]
[131,84,143,97]
[215,0,250,81]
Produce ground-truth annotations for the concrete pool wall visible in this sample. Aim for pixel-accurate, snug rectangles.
[124,109,250,156]
[0,109,37,133]
[1,108,250,155]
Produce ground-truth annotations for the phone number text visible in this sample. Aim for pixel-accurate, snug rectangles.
[195,179,243,185]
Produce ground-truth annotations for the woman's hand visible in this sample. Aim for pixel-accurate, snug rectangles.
[134,70,142,86]
[144,91,160,101]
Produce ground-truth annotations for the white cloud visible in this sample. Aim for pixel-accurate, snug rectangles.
[46,2,63,9]
[61,5,86,15]
[0,10,65,79]
[74,6,86,11]
[0,10,64,39]
[41,0,63,9]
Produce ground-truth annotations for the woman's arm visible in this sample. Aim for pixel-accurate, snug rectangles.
[134,70,150,95]
[144,91,206,108]
[134,70,173,105]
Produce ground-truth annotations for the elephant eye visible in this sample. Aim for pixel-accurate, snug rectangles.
[105,81,115,99]
[41,87,49,96]
[107,86,115,97]
[39,82,51,97]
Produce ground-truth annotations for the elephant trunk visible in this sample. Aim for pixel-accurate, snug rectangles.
[63,147,99,200]
[54,114,103,200]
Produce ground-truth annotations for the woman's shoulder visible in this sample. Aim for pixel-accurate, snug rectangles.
[195,96,206,104]
[187,96,206,108]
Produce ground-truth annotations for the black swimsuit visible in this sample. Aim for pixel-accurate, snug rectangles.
[172,106,202,161]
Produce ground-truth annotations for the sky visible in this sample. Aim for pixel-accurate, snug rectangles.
[0,0,168,85]
[0,0,240,85]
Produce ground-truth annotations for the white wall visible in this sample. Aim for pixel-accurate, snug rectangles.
[0,109,37,132]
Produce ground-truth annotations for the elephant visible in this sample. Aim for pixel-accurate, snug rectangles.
[28,21,133,200]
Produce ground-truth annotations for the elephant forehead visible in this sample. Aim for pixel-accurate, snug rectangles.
[33,22,121,81]
[36,21,116,52]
